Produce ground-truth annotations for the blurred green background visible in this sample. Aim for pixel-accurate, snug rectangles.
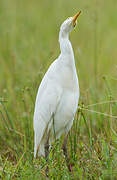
[0,0,117,179]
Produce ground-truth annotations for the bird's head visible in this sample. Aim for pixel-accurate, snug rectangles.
[60,11,81,38]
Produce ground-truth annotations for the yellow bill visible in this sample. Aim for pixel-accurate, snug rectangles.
[73,11,81,26]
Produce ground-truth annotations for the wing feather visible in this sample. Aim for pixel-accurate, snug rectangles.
[34,60,62,156]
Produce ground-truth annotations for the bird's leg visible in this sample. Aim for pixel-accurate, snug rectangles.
[45,132,50,177]
[52,113,56,141]
[62,134,72,172]
[62,134,69,161]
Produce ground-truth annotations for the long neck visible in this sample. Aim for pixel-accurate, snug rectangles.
[59,31,74,58]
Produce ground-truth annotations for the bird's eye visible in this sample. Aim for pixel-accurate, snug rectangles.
[73,22,76,27]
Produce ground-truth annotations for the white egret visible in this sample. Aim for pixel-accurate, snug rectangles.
[34,11,81,170]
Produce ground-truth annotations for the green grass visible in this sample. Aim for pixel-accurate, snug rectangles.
[0,0,117,179]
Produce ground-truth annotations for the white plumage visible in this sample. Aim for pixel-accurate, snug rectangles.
[34,11,81,157]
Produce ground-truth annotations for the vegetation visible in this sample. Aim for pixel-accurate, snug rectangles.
[0,0,117,179]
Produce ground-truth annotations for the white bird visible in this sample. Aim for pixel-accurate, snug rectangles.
[33,11,81,168]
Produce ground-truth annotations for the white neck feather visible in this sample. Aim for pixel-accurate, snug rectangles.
[59,30,75,69]
[59,31,74,55]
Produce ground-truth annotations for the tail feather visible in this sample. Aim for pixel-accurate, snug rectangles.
[34,138,45,157]
[34,120,46,158]
[38,142,45,156]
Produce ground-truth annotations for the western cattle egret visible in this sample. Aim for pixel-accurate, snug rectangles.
[34,11,81,167]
